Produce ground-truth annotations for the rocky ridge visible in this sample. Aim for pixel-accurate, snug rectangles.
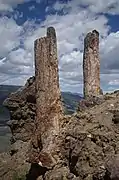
[0,27,119,180]
[2,91,119,180]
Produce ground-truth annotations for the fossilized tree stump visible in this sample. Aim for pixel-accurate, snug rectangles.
[34,27,62,168]
[83,30,101,99]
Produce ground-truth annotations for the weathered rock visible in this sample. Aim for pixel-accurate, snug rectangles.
[0,141,31,180]
[112,111,119,124]
[2,28,119,180]
[1,27,63,179]
[1,76,36,180]
[3,76,36,143]
[31,27,63,168]
[0,77,36,179]
[44,167,75,180]
[77,95,104,112]
[106,155,119,179]
[83,30,101,98]
[60,91,119,180]
[37,176,43,180]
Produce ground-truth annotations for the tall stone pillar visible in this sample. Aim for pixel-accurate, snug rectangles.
[34,27,62,168]
[83,30,101,99]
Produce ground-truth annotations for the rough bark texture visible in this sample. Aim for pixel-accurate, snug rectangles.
[32,27,63,168]
[83,30,101,99]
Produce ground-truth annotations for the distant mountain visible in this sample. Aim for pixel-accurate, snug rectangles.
[0,85,21,105]
[0,85,21,123]
[62,91,83,114]
[0,85,83,125]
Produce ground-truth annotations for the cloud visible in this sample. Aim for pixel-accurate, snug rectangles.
[36,0,42,3]
[109,79,119,85]
[0,0,31,12]
[0,16,22,58]
[0,0,119,94]
[42,0,119,93]
[81,0,119,15]
[53,0,119,15]
[39,7,110,93]
[8,48,33,66]
[13,11,24,20]
[100,31,119,73]
[0,17,35,85]
[0,73,30,86]
[29,5,35,11]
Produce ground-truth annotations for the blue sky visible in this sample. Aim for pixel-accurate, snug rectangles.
[0,0,119,94]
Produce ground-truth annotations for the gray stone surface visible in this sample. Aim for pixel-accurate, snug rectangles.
[83,30,101,98]
[30,27,63,168]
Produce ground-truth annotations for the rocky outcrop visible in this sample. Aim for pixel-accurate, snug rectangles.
[3,90,119,180]
[2,28,119,180]
[0,142,30,180]
[83,30,101,98]
[28,27,63,168]
[77,95,104,112]
[55,92,119,180]
[1,77,36,179]
[3,76,35,144]
[25,91,119,180]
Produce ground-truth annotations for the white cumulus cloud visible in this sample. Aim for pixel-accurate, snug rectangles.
[0,0,119,93]
[0,0,31,12]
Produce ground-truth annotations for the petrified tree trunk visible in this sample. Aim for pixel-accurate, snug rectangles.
[83,30,101,99]
[34,27,62,168]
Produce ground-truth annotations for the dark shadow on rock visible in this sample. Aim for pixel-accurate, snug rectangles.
[26,163,47,180]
